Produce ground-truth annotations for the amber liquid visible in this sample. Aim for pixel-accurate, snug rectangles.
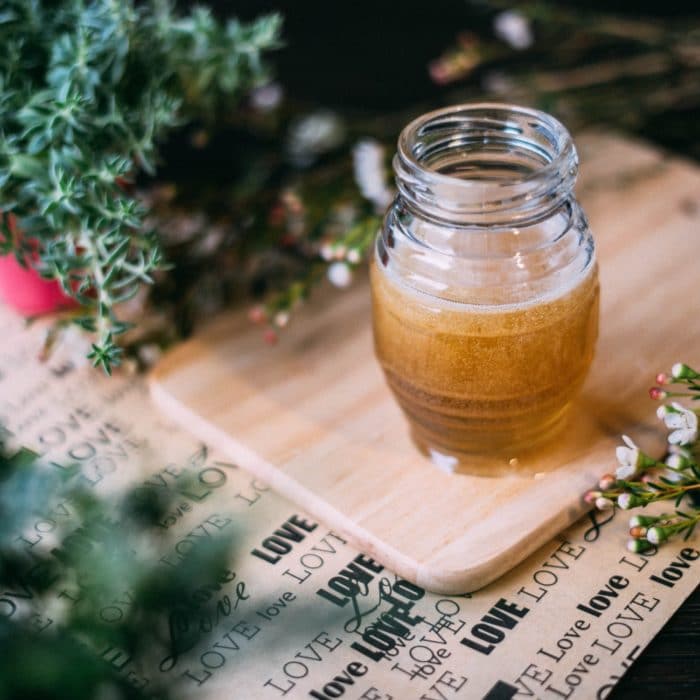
[371,260,599,463]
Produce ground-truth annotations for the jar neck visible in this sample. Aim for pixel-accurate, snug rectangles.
[394,103,578,227]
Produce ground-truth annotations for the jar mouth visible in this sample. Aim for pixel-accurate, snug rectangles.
[395,103,578,225]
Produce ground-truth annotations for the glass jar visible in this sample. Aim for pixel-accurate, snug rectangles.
[370,103,599,470]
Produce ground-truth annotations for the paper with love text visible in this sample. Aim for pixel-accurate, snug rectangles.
[0,303,697,700]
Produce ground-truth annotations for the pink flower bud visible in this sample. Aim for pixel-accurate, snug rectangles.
[248,306,266,324]
[583,490,601,504]
[655,372,669,385]
[598,474,616,490]
[649,387,667,400]
[263,328,278,345]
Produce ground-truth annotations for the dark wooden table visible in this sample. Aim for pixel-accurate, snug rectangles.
[613,586,700,698]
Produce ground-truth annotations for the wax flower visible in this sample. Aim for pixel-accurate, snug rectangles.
[585,362,700,551]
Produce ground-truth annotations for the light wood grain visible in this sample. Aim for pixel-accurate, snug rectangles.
[150,132,700,594]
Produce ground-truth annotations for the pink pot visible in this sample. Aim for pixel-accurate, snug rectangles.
[0,254,76,316]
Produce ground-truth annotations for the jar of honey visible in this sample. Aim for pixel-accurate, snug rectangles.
[371,103,599,468]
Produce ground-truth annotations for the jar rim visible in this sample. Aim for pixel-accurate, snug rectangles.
[395,102,578,225]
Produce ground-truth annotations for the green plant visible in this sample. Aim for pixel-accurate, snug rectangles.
[0,0,281,373]
[0,428,238,699]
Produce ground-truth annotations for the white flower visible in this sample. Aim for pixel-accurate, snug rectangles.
[193,226,225,256]
[671,362,699,380]
[320,243,335,261]
[666,450,692,470]
[327,262,352,288]
[346,248,361,264]
[274,311,289,328]
[288,111,345,166]
[646,526,667,545]
[615,435,643,479]
[250,82,283,112]
[660,402,698,445]
[352,139,394,212]
[595,497,614,511]
[493,11,533,50]
[481,70,515,96]
[617,493,637,510]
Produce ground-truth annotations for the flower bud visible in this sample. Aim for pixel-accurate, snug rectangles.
[666,452,694,469]
[655,372,669,385]
[598,474,617,490]
[666,453,692,470]
[627,538,653,553]
[649,387,667,401]
[671,362,700,380]
[595,497,615,511]
[629,514,660,528]
[346,248,361,264]
[617,492,640,510]
[583,490,601,504]
[274,311,290,328]
[248,305,266,324]
[629,526,647,538]
[646,526,669,545]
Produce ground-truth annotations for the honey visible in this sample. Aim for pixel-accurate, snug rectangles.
[371,259,599,459]
[371,103,599,468]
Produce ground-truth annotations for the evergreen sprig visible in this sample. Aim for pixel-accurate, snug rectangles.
[0,1,281,373]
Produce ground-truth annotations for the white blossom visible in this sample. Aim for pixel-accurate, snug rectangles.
[595,497,614,511]
[327,261,352,288]
[352,139,394,212]
[671,362,699,380]
[660,402,698,445]
[319,243,335,261]
[250,82,283,112]
[493,10,533,51]
[617,493,634,510]
[288,111,345,166]
[666,449,692,470]
[646,527,667,545]
[482,71,515,95]
[615,435,643,480]
[274,311,289,328]
[346,248,361,264]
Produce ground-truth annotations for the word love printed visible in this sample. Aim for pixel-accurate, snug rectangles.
[309,661,369,699]
[460,599,530,655]
[251,515,319,564]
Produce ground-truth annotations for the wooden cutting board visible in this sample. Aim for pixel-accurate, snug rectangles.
[150,132,700,594]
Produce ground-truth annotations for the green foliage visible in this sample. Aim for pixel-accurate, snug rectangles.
[0,431,237,700]
[0,1,281,373]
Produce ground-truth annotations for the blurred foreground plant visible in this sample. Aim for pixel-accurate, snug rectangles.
[0,430,238,700]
